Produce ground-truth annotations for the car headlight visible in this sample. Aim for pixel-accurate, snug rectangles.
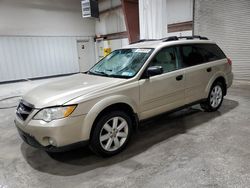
[33,105,77,122]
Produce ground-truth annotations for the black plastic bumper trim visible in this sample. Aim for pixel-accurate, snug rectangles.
[16,125,89,152]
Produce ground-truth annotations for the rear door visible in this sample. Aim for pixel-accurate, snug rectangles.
[139,46,186,120]
[179,43,227,104]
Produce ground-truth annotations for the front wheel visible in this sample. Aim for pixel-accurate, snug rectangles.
[200,82,224,112]
[89,111,132,157]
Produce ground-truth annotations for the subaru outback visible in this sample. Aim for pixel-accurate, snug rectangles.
[15,36,233,157]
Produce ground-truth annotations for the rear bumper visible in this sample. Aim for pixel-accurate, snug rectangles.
[227,72,234,88]
[16,124,88,152]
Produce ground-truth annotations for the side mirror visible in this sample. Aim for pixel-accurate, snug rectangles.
[146,66,163,78]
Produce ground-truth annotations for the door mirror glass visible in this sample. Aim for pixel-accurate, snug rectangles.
[146,66,163,77]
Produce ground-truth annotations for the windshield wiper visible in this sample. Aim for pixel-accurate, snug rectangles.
[94,70,110,76]
[88,70,129,79]
[88,70,111,77]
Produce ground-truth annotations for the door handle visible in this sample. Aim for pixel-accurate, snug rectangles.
[207,67,212,72]
[176,75,183,81]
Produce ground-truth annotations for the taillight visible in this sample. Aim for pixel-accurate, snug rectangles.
[227,58,232,66]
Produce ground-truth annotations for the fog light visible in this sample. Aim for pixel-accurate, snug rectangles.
[48,138,56,146]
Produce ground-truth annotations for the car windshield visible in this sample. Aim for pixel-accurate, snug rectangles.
[89,48,154,78]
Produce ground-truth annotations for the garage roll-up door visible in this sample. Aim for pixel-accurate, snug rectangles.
[194,0,250,81]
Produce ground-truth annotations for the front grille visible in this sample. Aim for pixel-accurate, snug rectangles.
[16,100,34,121]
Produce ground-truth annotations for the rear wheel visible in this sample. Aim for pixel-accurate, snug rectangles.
[89,111,132,157]
[201,82,224,112]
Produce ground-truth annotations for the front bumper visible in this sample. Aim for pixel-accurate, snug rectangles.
[16,124,88,152]
[15,113,89,151]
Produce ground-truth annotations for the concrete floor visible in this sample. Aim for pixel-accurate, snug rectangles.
[0,77,250,188]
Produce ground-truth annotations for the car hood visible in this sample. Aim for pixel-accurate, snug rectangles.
[23,74,125,108]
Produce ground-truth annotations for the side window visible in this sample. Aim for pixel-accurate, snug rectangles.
[180,44,227,68]
[180,45,205,67]
[194,44,226,62]
[194,44,216,62]
[209,44,226,59]
[149,47,178,73]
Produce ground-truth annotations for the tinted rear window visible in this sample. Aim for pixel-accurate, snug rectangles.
[194,44,226,62]
[180,43,226,67]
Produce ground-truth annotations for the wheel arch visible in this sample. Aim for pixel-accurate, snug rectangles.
[81,95,139,140]
[206,73,227,97]
[213,76,227,95]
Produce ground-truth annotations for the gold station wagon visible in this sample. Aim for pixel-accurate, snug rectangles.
[15,36,233,157]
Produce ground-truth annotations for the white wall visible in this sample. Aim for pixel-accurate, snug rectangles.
[95,8,126,35]
[167,30,192,37]
[0,0,96,82]
[139,0,168,39]
[194,0,250,81]
[0,0,95,36]
[138,0,193,38]
[167,0,193,24]
[98,0,122,12]
[95,0,126,35]
[94,0,127,61]
[95,38,129,61]
[0,36,97,82]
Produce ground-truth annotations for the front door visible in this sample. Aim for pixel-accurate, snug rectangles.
[139,46,186,120]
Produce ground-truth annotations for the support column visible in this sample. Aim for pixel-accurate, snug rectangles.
[121,0,140,43]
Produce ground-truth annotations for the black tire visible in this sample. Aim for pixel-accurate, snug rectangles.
[200,82,225,112]
[89,110,133,157]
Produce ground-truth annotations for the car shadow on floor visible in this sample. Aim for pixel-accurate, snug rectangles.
[21,98,238,176]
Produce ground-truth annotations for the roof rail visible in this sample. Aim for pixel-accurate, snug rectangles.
[178,35,208,40]
[130,39,158,44]
[161,36,179,42]
[130,35,209,45]
[130,36,179,44]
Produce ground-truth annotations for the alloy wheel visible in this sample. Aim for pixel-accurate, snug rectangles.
[99,116,129,152]
[210,85,223,108]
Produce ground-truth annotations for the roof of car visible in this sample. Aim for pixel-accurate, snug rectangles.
[123,36,216,50]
